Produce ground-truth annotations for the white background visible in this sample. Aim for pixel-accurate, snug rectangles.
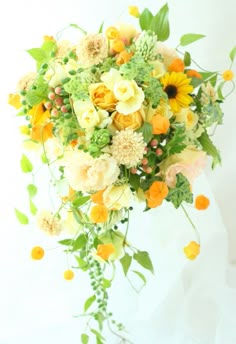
[0,0,236,343]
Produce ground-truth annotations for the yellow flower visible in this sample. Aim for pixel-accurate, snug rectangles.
[105,26,120,40]
[112,109,144,131]
[96,243,115,261]
[111,39,125,53]
[31,246,44,260]
[183,241,200,260]
[89,83,117,111]
[161,72,193,112]
[222,69,234,81]
[64,269,74,280]
[8,93,22,109]
[128,6,140,18]
[90,204,109,223]
[175,108,198,130]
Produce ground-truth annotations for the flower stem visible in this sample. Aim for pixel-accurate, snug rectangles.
[181,204,200,244]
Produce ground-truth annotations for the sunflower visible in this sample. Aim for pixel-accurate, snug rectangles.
[161,72,193,112]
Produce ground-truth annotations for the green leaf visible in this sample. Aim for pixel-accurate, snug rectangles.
[98,21,104,33]
[139,8,153,31]
[184,51,191,67]
[74,256,89,271]
[72,195,90,208]
[41,153,49,164]
[133,250,154,274]
[103,278,111,289]
[27,184,37,198]
[26,48,47,62]
[20,154,33,173]
[229,46,236,62]
[198,131,221,168]
[217,81,225,100]
[29,200,37,215]
[151,3,170,41]
[70,23,87,35]
[180,33,205,46]
[84,295,96,312]
[14,208,29,225]
[129,173,140,191]
[201,71,218,86]
[81,333,89,344]
[120,253,132,276]
[132,270,147,285]
[58,238,73,246]
[72,233,87,251]
[137,121,153,143]
[91,329,105,340]
[166,173,193,208]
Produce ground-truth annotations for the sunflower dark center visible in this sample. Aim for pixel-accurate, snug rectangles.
[165,85,178,99]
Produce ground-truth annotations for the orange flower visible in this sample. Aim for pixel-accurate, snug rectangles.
[187,69,202,79]
[183,241,200,260]
[96,243,115,260]
[31,246,44,260]
[64,269,74,280]
[62,186,77,202]
[29,102,50,126]
[31,123,54,142]
[168,58,185,73]
[150,114,170,135]
[91,189,105,205]
[112,110,143,131]
[8,93,22,109]
[111,39,125,53]
[145,181,169,208]
[195,194,210,210]
[90,204,109,223]
[116,50,133,66]
[105,26,120,40]
[222,69,234,81]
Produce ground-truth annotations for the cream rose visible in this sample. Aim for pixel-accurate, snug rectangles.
[159,147,207,188]
[103,184,133,210]
[175,108,198,130]
[73,100,110,129]
[64,151,120,192]
[44,59,78,88]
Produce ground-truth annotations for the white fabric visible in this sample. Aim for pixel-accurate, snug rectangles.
[0,0,236,343]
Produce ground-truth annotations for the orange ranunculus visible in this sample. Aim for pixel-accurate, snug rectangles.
[145,181,169,208]
[96,243,115,261]
[31,123,54,142]
[116,50,133,66]
[105,26,120,40]
[186,69,202,79]
[183,241,200,260]
[194,194,210,210]
[29,102,50,126]
[91,189,105,205]
[89,83,117,111]
[90,204,109,223]
[111,39,125,53]
[168,58,185,73]
[150,114,170,135]
[8,93,22,109]
[112,110,143,131]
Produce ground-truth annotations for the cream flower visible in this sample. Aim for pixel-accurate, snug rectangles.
[36,209,62,236]
[175,108,198,130]
[73,100,111,129]
[115,23,138,44]
[101,69,144,114]
[64,151,120,192]
[103,184,133,210]
[156,42,178,68]
[17,72,37,91]
[44,59,78,88]
[44,137,64,162]
[76,33,108,67]
[159,147,207,188]
[150,60,166,79]
[56,40,74,57]
[63,211,82,235]
[200,81,218,105]
[110,128,146,167]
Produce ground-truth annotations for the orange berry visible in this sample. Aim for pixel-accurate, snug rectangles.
[31,246,44,260]
[195,194,210,210]
[64,269,74,280]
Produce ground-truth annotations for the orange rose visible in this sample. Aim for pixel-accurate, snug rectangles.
[116,50,133,66]
[112,110,144,131]
[89,83,117,111]
[145,181,169,208]
[150,114,170,134]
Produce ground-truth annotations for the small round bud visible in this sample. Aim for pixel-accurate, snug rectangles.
[61,105,68,113]
[48,92,55,100]
[156,148,163,156]
[55,87,62,95]
[142,158,148,165]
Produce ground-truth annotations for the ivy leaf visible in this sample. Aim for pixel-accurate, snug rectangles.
[139,8,153,31]
[84,295,96,313]
[198,131,221,168]
[180,33,205,46]
[81,333,89,344]
[14,208,29,225]
[29,200,37,215]
[133,250,154,274]
[120,253,132,276]
[164,125,187,156]
[137,122,153,143]
[27,184,37,198]
[151,3,170,41]
[229,46,236,62]
[20,154,33,173]
[166,173,193,208]
[75,256,89,271]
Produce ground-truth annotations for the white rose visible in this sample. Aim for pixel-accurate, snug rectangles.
[103,184,133,210]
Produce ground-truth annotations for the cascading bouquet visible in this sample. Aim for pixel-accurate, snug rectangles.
[9,3,235,343]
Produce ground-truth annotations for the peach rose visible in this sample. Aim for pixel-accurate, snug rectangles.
[89,83,117,111]
[112,109,144,131]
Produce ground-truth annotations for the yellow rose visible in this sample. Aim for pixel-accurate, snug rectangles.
[114,79,144,114]
[103,184,132,210]
[89,83,117,111]
[111,39,125,53]
[112,109,144,131]
[105,26,120,40]
[175,108,198,130]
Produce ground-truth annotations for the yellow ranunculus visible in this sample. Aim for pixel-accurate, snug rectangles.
[112,109,144,131]
[103,184,132,210]
[89,83,117,111]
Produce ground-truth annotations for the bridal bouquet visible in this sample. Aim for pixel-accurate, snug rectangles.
[9,3,235,343]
